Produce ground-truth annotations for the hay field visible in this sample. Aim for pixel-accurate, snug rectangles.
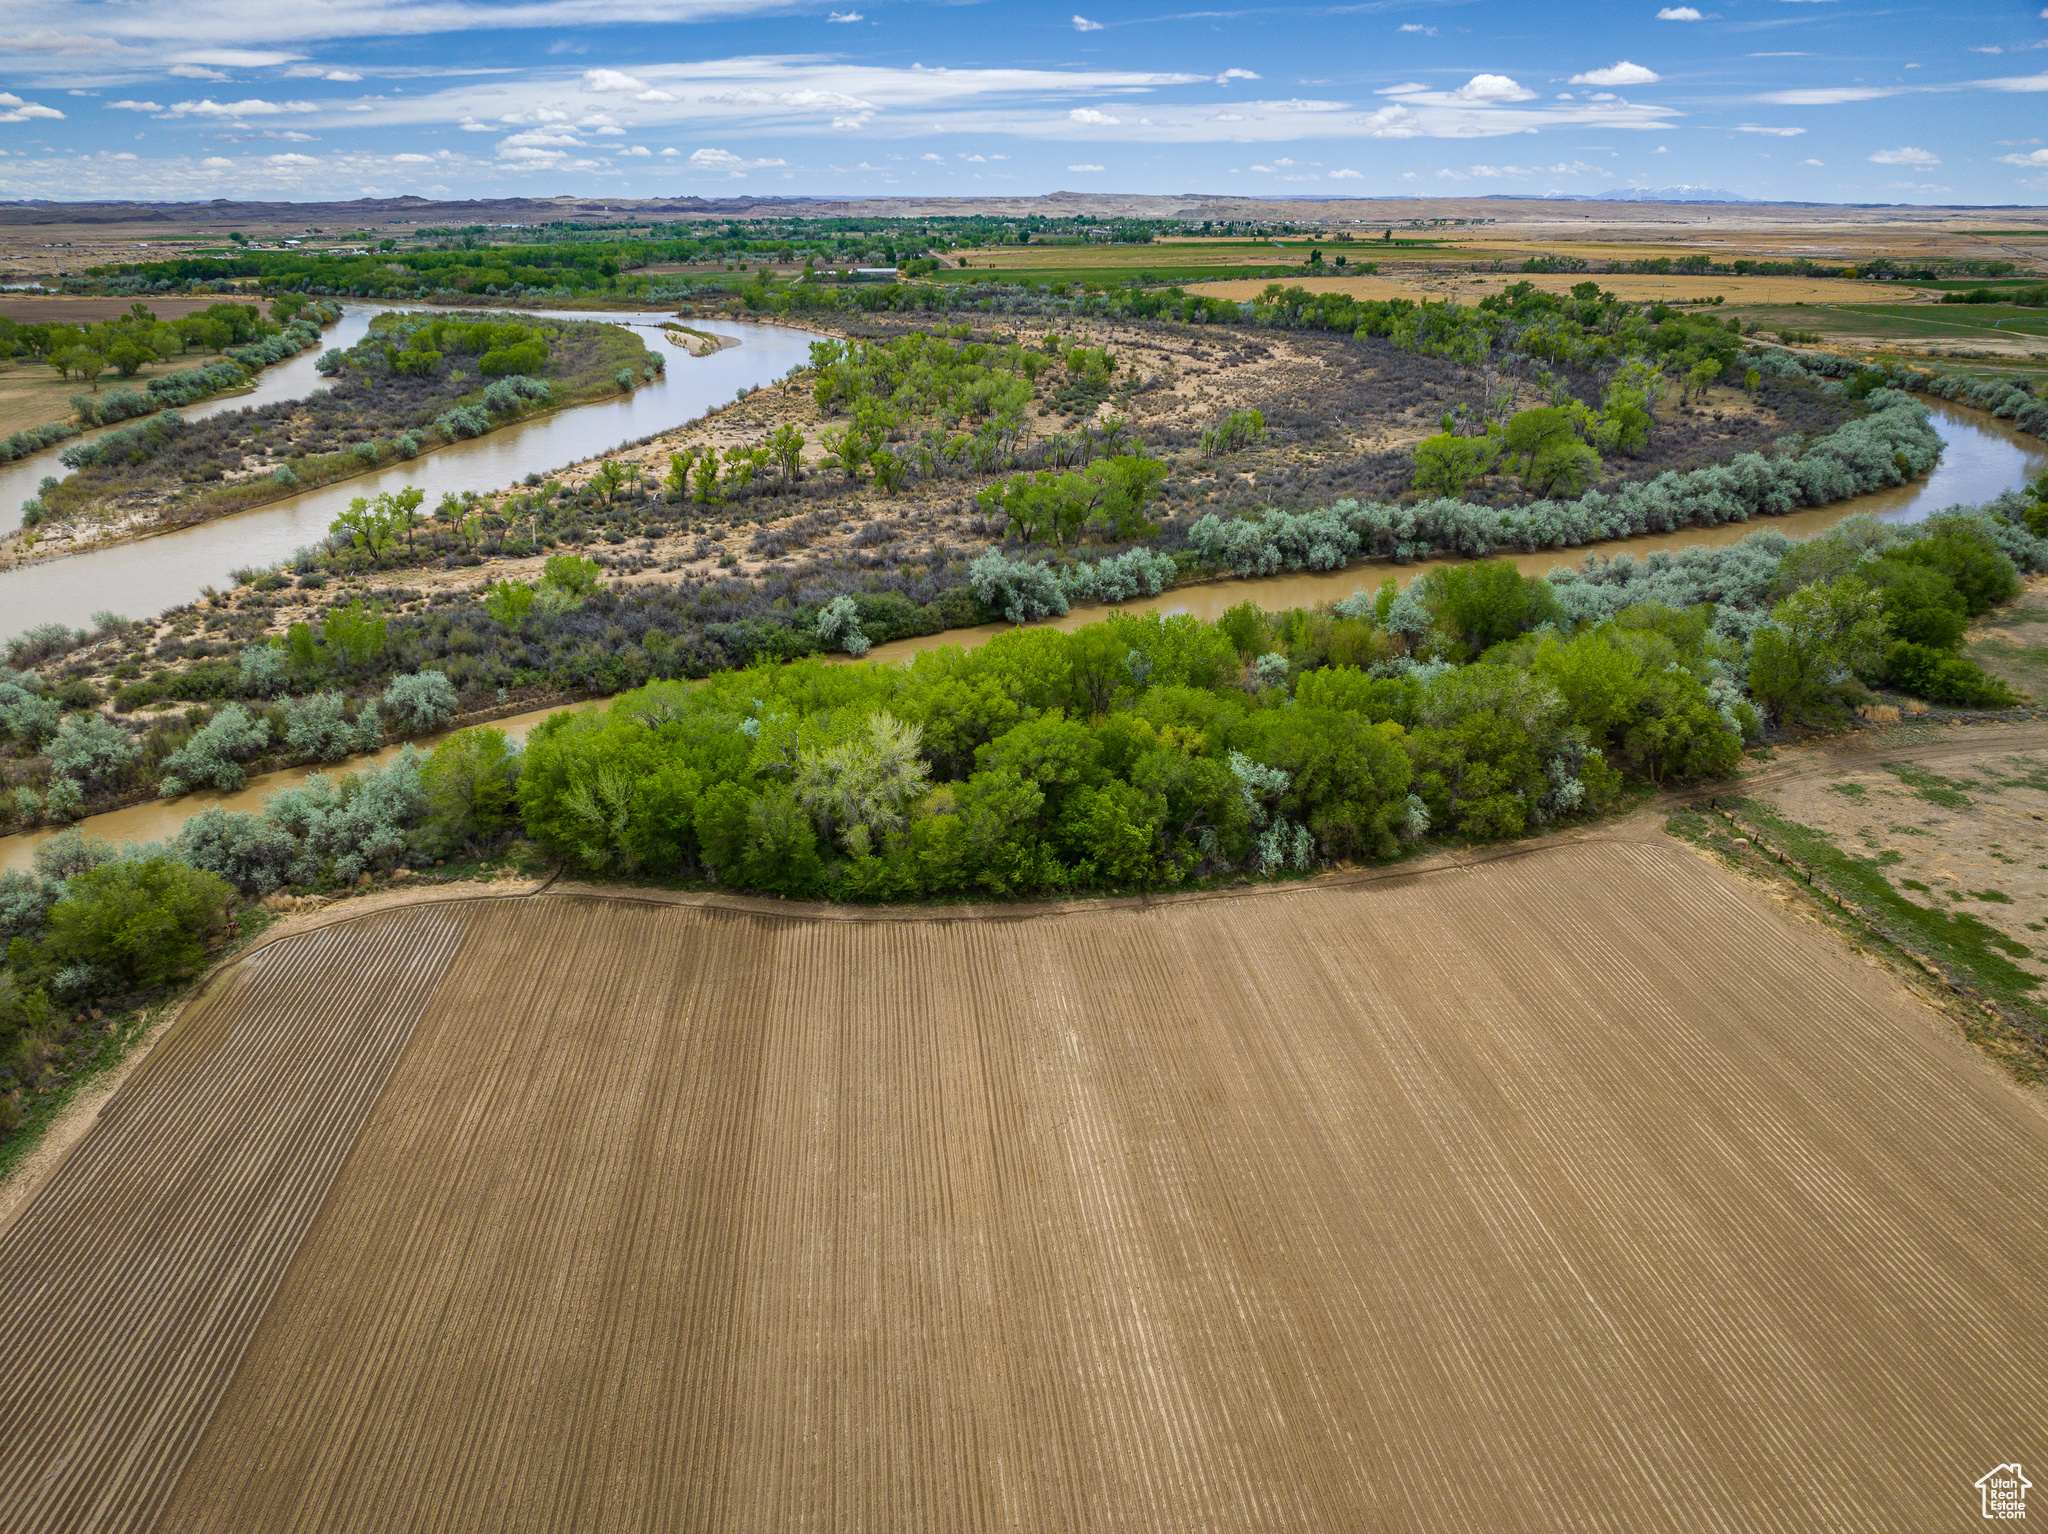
[5,838,2048,1532]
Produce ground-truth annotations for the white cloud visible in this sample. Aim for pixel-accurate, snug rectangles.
[1398,22,1436,33]
[584,68,647,92]
[827,9,862,17]
[176,49,300,65]
[1657,5,1703,17]
[0,93,67,122]
[920,151,943,161]
[1734,123,1804,135]
[1068,161,1104,170]
[1885,180,1950,192]
[1455,74,1537,102]
[1653,143,1668,152]
[268,129,315,140]
[283,65,360,80]
[165,97,318,118]
[1869,145,1938,164]
[1072,13,1103,29]
[1998,147,2048,164]
[660,145,680,154]
[1570,61,1660,86]
[1216,68,1259,85]
[1758,85,1898,104]
[1070,107,1119,124]
[390,152,432,162]
[959,151,984,160]
[1801,157,1823,165]
[688,146,787,173]
[1329,166,1361,177]
[267,151,318,164]
[503,129,584,147]
[621,143,650,154]
[169,64,232,81]
[201,156,233,167]
[107,99,161,112]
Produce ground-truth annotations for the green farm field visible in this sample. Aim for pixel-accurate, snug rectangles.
[1733,301,2048,356]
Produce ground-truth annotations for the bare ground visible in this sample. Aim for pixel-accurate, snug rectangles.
[2,828,2044,1533]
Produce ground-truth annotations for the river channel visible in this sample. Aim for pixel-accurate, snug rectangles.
[1,398,2041,874]
[0,307,816,632]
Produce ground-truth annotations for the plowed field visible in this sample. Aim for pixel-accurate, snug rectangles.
[4,837,2046,1533]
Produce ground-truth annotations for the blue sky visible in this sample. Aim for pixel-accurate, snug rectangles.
[0,0,2043,206]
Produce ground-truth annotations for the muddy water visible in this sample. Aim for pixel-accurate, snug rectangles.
[0,306,385,540]
[0,312,814,632]
[0,700,592,873]
[3,399,2039,872]
[860,399,2048,661]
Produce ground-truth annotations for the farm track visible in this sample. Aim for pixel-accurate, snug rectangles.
[4,838,2047,1531]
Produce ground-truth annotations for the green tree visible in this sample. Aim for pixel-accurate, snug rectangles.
[418,726,523,853]
[321,600,388,671]
[44,856,234,988]
[482,579,536,629]
[1425,561,1561,661]
[1410,433,1497,499]
[767,423,806,486]
[1748,578,1889,729]
[542,553,602,598]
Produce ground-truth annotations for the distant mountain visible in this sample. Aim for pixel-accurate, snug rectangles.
[1593,186,1758,204]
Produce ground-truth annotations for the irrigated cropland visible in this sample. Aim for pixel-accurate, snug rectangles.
[4,832,2044,1532]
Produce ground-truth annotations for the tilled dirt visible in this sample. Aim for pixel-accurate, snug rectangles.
[4,837,2047,1532]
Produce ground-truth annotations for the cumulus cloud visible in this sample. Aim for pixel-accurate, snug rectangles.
[621,143,650,154]
[827,8,862,17]
[107,99,161,112]
[1868,145,1938,164]
[201,156,233,167]
[1067,161,1104,170]
[1216,68,1259,84]
[1997,147,2048,164]
[1070,106,1119,124]
[660,145,679,155]
[0,93,65,122]
[920,151,943,161]
[959,151,984,160]
[1801,157,1824,165]
[1569,61,1660,86]
[1072,13,1103,29]
[1329,166,1362,177]
[1734,123,1804,135]
[1398,22,1436,33]
[267,151,318,164]
[1657,5,1703,16]
[1454,74,1537,102]
[169,63,232,81]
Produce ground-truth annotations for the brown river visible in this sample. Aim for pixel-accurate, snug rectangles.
[2,398,2040,874]
[0,308,817,633]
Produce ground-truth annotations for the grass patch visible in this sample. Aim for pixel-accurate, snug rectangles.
[1827,780,1869,800]
[1971,888,2016,904]
[1887,763,1977,809]
[1730,797,2044,1016]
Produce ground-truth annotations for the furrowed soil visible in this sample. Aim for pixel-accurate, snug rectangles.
[4,836,2046,1532]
